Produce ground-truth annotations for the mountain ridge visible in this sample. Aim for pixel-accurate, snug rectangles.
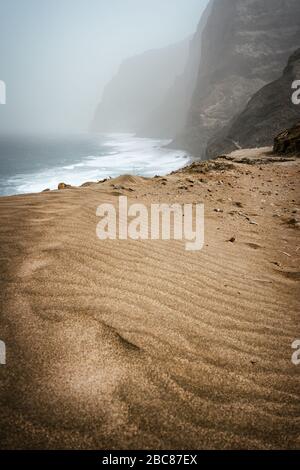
[206,48,300,157]
[91,37,190,134]
[174,0,300,158]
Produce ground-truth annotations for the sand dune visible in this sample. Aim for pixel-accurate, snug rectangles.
[0,149,299,449]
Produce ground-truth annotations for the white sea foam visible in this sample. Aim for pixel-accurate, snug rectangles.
[2,134,190,195]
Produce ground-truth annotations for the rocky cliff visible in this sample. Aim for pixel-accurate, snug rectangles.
[91,39,189,134]
[176,0,300,158]
[207,48,300,157]
[137,1,212,139]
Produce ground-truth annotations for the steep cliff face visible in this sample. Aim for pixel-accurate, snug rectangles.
[207,49,300,157]
[177,0,300,158]
[137,1,212,139]
[91,39,189,134]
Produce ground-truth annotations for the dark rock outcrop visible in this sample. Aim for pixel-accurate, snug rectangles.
[207,49,300,157]
[273,122,300,155]
[175,0,300,158]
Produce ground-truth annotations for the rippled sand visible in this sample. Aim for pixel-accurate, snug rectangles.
[0,148,299,449]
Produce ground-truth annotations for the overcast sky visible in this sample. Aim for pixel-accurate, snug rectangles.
[0,0,209,134]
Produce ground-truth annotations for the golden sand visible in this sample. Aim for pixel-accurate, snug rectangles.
[0,148,299,449]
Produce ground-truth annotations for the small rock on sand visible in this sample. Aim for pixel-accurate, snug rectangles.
[58,183,72,190]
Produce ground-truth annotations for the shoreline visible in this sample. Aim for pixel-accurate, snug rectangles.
[0,133,191,197]
[0,146,299,449]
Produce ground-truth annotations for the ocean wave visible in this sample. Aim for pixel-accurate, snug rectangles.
[0,134,190,196]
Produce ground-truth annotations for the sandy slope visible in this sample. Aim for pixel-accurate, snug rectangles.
[0,148,299,449]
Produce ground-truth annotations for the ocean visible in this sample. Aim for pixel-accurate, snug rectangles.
[0,133,190,196]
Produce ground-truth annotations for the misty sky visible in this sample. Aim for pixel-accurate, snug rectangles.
[0,0,209,134]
